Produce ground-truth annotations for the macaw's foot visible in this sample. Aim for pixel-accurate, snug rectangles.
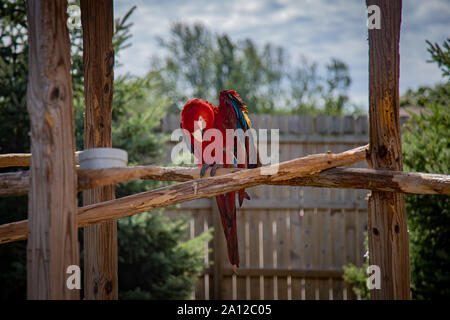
[210,163,223,176]
[200,163,224,177]
[200,163,211,178]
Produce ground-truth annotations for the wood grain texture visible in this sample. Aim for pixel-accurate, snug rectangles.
[3,165,449,197]
[0,151,80,168]
[366,0,411,299]
[80,0,117,300]
[0,171,29,196]
[26,0,79,300]
[0,145,367,244]
[0,154,30,167]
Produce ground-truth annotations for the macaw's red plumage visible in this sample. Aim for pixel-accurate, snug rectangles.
[180,90,260,271]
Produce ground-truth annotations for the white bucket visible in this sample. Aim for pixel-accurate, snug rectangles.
[78,148,128,170]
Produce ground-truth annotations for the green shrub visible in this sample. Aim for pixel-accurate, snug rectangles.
[403,103,450,299]
[342,233,370,300]
[117,212,211,300]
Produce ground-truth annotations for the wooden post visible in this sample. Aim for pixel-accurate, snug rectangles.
[367,0,411,299]
[26,0,79,299]
[80,0,117,300]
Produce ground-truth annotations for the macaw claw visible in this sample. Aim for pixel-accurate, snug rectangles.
[200,163,211,178]
[200,163,223,177]
[210,163,223,176]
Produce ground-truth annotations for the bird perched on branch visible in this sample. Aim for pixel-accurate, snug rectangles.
[180,90,260,271]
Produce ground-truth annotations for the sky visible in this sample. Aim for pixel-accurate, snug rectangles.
[113,0,449,109]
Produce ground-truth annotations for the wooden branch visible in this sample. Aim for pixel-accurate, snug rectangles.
[367,0,411,299]
[272,168,450,194]
[0,154,31,167]
[77,166,450,195]
[0,152,80,168]
[26,0,79,299]
[2,164,449,198]
[0,171,29,197]
[0,145,367,244]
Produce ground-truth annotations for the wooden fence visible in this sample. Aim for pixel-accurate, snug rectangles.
[161,113,373,300]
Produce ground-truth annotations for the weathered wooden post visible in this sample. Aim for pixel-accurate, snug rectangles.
[26,0,79,299]
[80,0,117,299]
[366,0,411,299]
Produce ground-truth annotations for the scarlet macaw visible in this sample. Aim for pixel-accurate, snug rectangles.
[180,90,260,270]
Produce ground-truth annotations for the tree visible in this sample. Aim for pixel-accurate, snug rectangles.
[154,23,287,114]
[153,22,359,115]
[323,58,352,115]
[403,101,449,299]
[402,40,449,297]
[117,212,210,299]
[0,0,30,300]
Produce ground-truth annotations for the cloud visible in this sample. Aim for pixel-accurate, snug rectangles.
[113,0,449,109]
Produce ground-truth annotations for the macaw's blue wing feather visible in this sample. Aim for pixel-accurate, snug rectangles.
[228,95,250,130]
[223,92,260,169]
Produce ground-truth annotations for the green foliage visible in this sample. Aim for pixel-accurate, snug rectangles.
[152,22,360,115]
[117,212,211,300]
[400,83,450,109]
[0,0,29,154]
[426,38,450,78]
[342,233,370,300]
[0,0,30,300]
[112,73,169,164]
[0,2,209,300]
[401,38,449,299]
[323,58,352,115]
[403,103,450,299]
[401,39,449,111]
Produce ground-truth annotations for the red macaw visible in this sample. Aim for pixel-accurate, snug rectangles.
[180,90,260,271]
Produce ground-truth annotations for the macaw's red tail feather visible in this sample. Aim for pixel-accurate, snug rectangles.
[238,189,251,207]
[216,192,240,268]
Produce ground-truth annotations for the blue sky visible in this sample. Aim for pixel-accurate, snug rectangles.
[113,0,449,109]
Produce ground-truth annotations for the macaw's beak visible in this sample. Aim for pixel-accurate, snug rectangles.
[193,116,206,142]
[193,128,203,142]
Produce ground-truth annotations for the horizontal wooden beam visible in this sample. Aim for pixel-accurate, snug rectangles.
[0,145,368,244]
[273,167,450,194]
[0,154,31,168]
[1,165,449,198]
[0,152,80,168]
[0,171,29,197]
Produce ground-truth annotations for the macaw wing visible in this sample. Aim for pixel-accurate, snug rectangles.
[225,94,260,169]
[227,93,251,130]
